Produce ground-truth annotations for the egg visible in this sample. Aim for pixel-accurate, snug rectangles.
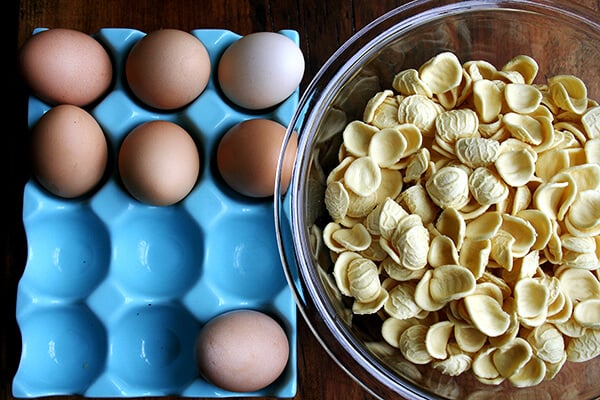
[195,309,289,392]
[30,104,108,198]
[19,28,113,107]
[216,118,297,198]
[218,32,304,110]
[118,120,200,206]
[125,29,211,110]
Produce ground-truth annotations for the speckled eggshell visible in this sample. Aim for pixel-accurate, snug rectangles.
[216,118,298,198]
[125,29,211,110]
[30,104,108,198]
[195,309,290,393]
[19,28,113,107]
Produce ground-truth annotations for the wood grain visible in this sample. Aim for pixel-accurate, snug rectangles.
[5,1,599,400]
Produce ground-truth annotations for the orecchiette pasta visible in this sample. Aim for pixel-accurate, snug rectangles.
[319,51,600,386]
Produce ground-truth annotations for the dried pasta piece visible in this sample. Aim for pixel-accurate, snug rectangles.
[399,324,433,365]
[526,324,565,364]
[455,137,500,168]
[464,59,497,81]
[414,269,447,312]
[346,257,381,302]
[429,264,476,303]
[403,147,430,183]
[426,166,470,209]
[472,79,503,123]
[397,94,443,136]
[436,207,466,249]
[459,238,491,279]
[323,222,346,253]
[586,135,600,166]
[492,337,533,378]
[504,83,542,114]
[559,268,600,303]
[382,257,427,282]
[465,211,502,240]
[536,149,570,182]
[393,68,433,97]
[516,209,552,251]
[494,148,537,187]
[381,317,420,348]
[514,278,549,322]
[582,105,600,139]
[548,74,588,114]
[385,281,422,320]
[435,108,479,144]
[373,95,403,129]
[507,355,546,388]
[464,294,511,337]
[352,288,388,314]
[566,189,600,236]
[376,168,404,201]
[332,251,363,296]
[383,214,430,270]
[432,349,472,377]
[368,127,408,167]
[469,166,509,206]
[342,120,379,157]
[428,235,459,268]
[490,230,515,271]
[397,184,438,225]
[364,197,407,238]
[325,181,350,222]
[472,347,503,385]
[566,328,600,362]
[425,320,454,359]
[331,223,372,252]
[455,323,487,353]
[501,214,536,258]
[419,51,463,94]
[502,54,539,85]
[573,299,600,328]
[363,90,394,123]
[344,156,381,196]
[346,188,378,218]
[533,179,576,221]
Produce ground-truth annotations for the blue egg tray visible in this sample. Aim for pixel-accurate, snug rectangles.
[13,28,298,398]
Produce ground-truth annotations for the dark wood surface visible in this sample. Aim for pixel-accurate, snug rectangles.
[5,1,599,400]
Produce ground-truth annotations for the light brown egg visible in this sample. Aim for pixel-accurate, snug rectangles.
[30,104,108,198]
[125,29,211,110]
[216,118,297,198]
[19,28,113,107]
[195,309,289,392]
[118,120,200,206]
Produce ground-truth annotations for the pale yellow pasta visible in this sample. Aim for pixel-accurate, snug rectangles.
[320,52,600,388]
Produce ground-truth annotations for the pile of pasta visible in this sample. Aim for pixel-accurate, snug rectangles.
[321,52,600,387]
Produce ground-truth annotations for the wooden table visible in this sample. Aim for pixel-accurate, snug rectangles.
[4,1,599,400]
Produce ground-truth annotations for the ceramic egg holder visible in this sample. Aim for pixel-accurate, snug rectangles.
[14,28,298,398]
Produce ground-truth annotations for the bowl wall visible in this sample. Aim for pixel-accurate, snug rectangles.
[276,1,600,399]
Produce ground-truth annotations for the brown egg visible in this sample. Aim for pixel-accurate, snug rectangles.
[195,309,289,392]
[216,118,297,198]
[125,29,211,110]
[30,104,108,198]
[118,120,200,206]
[19,28,113,107]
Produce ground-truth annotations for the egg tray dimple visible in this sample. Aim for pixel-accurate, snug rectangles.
[13,28,298,398]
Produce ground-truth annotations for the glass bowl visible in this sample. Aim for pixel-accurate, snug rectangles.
[275,1,600,399]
